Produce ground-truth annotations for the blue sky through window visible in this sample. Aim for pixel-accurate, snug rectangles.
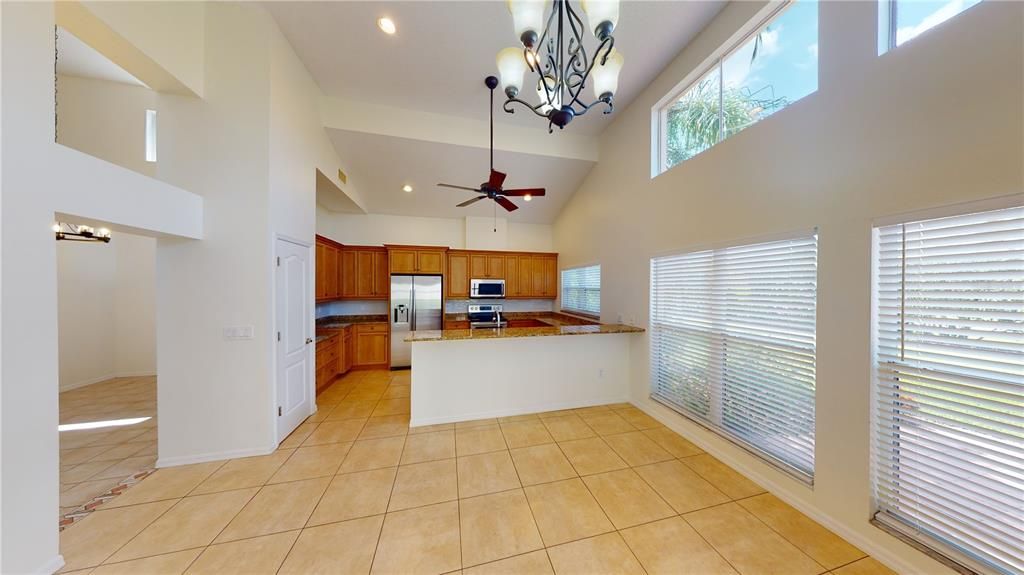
[895,0,982,46]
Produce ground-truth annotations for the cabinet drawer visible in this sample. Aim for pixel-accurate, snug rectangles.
[444,320,470,330]
[354,323,388,334]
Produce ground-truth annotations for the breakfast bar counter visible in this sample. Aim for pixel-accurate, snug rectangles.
[405,322,643,342]
[408,315,644,427]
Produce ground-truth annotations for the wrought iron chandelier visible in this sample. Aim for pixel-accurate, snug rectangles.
[497,0,624,132]
[53,222,112,243]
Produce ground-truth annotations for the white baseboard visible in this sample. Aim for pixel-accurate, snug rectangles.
[156,444,276,468]
[59,371,157,392]
[409,395,629,428]
[33,555,64,575]
[633,399,928,575]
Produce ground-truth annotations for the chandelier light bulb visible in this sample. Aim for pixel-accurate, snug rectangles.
[581,0,619,39]
[591,48,624,99]
[98,228,111,237]
[496,47,529,98]
[52,223,61,233]
[524,194,532,201]
[402,184,413,193]
[507,0,545,48]
[377,17,396,35]
[536,75,559,115]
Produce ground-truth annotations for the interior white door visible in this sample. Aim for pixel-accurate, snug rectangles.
[275,237,313,443]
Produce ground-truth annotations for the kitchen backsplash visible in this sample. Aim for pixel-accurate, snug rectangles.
[316,300,389,319]
[317,298,553,318]
[444,299,554,314]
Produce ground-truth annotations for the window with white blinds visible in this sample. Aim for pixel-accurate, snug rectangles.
[650,232,818,481]
[872,206,1023,575]
[561,265,601,317]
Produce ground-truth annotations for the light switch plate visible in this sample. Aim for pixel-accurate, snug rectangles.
[223,326,254,340]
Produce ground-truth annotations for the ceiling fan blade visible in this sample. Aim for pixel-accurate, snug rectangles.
[488,170,507,190]
[501,188,546,197]
[456,196,486,208]
[494,196,518,212]
[438,183,482,192]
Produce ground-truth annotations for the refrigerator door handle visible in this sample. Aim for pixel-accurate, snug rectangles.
[410,287,416,331]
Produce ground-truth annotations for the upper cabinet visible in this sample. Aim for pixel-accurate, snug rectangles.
[318,237,556,302]
[387,246,447,275]
[447,250,557,300]
[447,252,470,298]
[316,236,388,301]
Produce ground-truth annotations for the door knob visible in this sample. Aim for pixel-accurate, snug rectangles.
[305,337,313,344]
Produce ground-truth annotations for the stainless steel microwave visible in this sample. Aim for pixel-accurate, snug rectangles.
[470,278,505,299]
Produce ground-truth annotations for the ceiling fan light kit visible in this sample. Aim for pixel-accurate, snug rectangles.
[499,0,623,132]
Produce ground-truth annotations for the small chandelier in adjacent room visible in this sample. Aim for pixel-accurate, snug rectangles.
[53,222,112,243]
[497,0,624,132]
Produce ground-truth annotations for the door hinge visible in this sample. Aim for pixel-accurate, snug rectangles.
[278,406,282,416]
[277,331,281,341]
[277,256,281,266]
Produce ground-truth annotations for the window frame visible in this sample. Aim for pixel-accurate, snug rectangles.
[649,227,819,483]
[868,195,1024,575]
[878,0,984,55]
[651,0,808,177]
[560,264,601,319]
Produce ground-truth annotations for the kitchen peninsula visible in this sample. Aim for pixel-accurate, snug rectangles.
[408,313,643,426]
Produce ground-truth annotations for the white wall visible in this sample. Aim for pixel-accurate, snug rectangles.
[552,2,1022,574]
[317,207,555,251]
[57,231,156,391]
[57,239,117,389]
[57,74,156,179]
[1,2,203,572]
[113,233,157,378]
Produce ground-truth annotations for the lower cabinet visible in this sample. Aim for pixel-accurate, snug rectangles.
[444,320,470,330]
[353,323,389,368]
[315,325,355,392]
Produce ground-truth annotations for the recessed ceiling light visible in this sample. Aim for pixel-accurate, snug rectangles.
[402,184,413,192]
[377,17,396,35]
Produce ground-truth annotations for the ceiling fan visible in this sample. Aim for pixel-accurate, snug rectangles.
[437,76,546,212]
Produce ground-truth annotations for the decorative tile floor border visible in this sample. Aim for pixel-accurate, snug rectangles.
[59,468,156,531]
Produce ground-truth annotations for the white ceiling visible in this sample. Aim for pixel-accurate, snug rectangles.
[56,27,146,87]
[327,128,594,224]
[268,1,726,223]
[267,1,725,136]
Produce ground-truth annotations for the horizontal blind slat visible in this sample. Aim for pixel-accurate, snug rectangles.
[872,205,1024,575]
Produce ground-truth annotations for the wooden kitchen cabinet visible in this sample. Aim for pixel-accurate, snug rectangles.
[470,254,505,279]
[351,247,389,299]
[443,250,556,299]
[387,245,447,275]
[316,236,342,301]
[315,333,340,392]
[389,249,417,274]
[444,320,470,330]
[504,255,521,297]
[339,249,356,298]
[447,251,470,298]
[353,323,389,368]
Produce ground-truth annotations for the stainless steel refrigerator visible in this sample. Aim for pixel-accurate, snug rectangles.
[390,275,443,368]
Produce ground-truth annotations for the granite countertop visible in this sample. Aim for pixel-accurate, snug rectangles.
[315,314,388,344]
[407,321,644,342]
[316,314,388,331]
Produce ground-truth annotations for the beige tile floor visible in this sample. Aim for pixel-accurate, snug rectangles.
[59,369,898,575]
[59,376,158,519]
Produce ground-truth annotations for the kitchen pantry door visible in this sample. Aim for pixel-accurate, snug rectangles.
[275,237,314,443]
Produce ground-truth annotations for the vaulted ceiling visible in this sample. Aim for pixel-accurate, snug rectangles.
[267,1,727,223]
